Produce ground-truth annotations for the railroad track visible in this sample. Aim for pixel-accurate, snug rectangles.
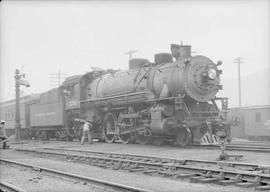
[40,147,270,170]
[0,158,152,192]
[0,181,26,192]
[16,148,270,189]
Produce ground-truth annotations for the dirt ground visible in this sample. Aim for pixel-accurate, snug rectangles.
[0,164,105,192]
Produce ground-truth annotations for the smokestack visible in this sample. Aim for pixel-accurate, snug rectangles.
[171,43,191,60]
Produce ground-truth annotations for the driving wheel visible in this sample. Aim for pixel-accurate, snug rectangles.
[103,112,116,143]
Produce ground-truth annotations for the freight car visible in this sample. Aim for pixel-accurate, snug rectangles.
[228,106,270,141]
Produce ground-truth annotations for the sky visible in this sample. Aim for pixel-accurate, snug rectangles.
[0,0,269,107]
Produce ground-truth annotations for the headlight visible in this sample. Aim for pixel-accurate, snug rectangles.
[208,68,217,79]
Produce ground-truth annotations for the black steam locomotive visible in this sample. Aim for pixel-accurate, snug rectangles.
[1,43,231,146]
[60,43,231,145]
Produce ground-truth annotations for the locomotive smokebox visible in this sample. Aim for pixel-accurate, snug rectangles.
[171,44,191,60]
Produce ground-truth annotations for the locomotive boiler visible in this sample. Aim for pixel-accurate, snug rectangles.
[64,43,230,146]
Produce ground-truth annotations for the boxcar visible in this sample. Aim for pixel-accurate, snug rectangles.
[228,105,270,140]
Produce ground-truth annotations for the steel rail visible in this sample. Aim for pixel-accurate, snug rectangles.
[15,148,270,187]
[190,144,270,153]
[0,181,27,192]
[225,142,270,146]
[228,142,270,147]
[0,158,153,192]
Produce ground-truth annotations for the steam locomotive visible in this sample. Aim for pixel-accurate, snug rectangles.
[61,43,230,145]
[0,43,231,146]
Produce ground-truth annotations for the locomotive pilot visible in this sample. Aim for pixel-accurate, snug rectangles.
[81,120,93,145]
[0,120,8,149]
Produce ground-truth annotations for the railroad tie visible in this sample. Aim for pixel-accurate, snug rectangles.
[112,161,122,170]
[173,172,196,179]
[197,177,221,183]
[156,169,177,177]
[121,162,131,170]
[218,174,243,186]
[218,179,242,186]
[142,169,158,175]
[190,175,207,183]
[255,185,270,191]
[235,176,262,188]
[190,171,221,184]
[128,168,144,172]
[235,182,262,188]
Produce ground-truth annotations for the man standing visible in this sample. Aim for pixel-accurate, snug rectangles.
[0,120,8,149]
[80,120,93,145]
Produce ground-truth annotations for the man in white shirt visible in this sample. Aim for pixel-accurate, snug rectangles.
[0,120,8,149]
[80,120,93,145]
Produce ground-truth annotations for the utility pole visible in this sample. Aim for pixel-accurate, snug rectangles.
[50,69,67,87]
[233,57,244,107]
[125,50,137,60]
[15,69,30,141]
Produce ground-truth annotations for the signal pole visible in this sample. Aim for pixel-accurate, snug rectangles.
[233,57,244,107]
[50,69,67,87]
[15,70,21,141]
[15,69,30,141]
